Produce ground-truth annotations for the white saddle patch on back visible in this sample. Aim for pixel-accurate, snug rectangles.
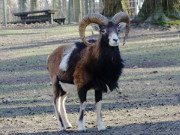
[59,45,76,71]
[59,81,77,93]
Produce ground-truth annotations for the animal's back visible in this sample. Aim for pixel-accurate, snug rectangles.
[47,44,73,78]
[47,42,88,82]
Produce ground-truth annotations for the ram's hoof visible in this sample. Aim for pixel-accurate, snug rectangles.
[97,124,106,131]
[78,121,86,131]
[66,123,72,129]
[60,126,66,131]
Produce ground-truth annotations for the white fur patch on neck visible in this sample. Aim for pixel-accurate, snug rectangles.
[59,46,76,71]
[108,32,119,47]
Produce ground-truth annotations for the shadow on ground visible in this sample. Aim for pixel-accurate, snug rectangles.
[16,120,180,135]
[1,94,179,118]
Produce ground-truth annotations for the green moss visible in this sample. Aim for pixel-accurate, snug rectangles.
[152,20,180,26]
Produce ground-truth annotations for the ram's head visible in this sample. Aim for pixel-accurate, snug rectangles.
[79,12,130,47]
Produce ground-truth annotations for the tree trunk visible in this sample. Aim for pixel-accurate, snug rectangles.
[102,0,132,18]
[168,0,180,19]
[44,0,50,9]
[136,0,180,23]
[57,0,62,17]
[53,0,56,10]
[102,0,123,17]
[70,0,75,21]
[18,0,27,12]
[121,0,133,15]
[62,0,67,18]
[30,0,39,11]
[74,0,82,22]
[89,0,95,13]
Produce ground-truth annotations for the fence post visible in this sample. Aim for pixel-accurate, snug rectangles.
[68,0,71,24]
[85,0,88,15]
[79,0,82,21]
[3,0,7,27]
[52,0,56,24]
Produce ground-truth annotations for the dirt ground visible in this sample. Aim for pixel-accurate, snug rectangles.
[0,24,180,135]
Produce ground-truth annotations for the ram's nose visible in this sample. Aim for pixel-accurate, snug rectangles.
[113,39,118,42]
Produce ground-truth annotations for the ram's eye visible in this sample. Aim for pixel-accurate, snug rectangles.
[117,29,120,33]
[101,29,106,34]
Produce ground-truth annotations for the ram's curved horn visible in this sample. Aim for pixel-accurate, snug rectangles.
[79,13,109,47]
[111,12,130,45]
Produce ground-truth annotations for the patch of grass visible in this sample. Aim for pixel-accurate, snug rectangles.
[0,82,49,95]
[152,20,180,26]
[121,66,180,81]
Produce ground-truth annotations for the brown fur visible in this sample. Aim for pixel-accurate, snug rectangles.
[47,44,73,81]
[92,34,101,59]
[73,36,101,90]
[47,35,101,91]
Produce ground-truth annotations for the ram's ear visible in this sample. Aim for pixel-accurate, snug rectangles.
[91,23,100,31]
[118,22,126,32]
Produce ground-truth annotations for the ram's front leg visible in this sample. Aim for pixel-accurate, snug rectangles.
[77,87,87,131]
[95,90,106,131]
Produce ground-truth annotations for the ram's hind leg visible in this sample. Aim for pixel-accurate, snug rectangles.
[95,90,106,131]
[53,89,65,130]
[52,76,67,131]
[60,93,72,129]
